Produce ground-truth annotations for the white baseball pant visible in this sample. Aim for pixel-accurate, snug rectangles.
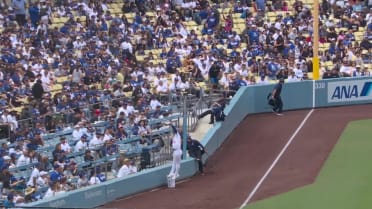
[168,149,182,179]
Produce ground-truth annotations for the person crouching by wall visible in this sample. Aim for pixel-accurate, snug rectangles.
[187,135,207,175]
[197,98,226,124]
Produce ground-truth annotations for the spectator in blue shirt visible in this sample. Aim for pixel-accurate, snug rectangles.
[60,23,70,34]
[28,2,40,28]
[197,98,226,124]
[1,51,16,64]
[283,13,294,25]
[50,164,64,183]
[166,56,181,74]
[202,22,214,35]
[247,25,260,44]
[198,9,209,23]
[227,37,240,49]
[206,11,219,29]
[267,61,280,79]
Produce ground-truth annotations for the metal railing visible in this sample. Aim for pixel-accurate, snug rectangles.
[184,89,236,132]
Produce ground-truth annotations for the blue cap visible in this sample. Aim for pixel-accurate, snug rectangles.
[53,164,60,169]
[7,193,14,200]
[16,136,24,141]
[81,134,88,139]
[50,172,61,182]
[78,171,85,178]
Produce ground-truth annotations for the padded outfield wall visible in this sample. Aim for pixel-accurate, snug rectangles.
[25,77,372,208]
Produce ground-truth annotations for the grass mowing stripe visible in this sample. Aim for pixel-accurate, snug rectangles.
[246,119,372,209]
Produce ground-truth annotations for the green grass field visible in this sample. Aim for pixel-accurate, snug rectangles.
[245,119,372,209]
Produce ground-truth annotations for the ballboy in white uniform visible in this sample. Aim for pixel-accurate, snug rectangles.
[168,124,182,179]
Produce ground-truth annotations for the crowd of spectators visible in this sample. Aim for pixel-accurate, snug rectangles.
[0,0,371,206]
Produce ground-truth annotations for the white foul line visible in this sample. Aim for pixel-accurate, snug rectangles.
[239,109,315,209]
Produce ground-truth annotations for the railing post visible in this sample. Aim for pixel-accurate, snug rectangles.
[182,97,188,159]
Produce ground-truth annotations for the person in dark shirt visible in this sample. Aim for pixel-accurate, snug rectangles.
[270,78,285,115]
[187,136,207,175]
[360,37,371,50]
[31,79,44,101]
[322,69,333,79]
[116,112,126,128]
[0,165,12,194]
[197,98,226,124]
[52,143,67,163]
[3,192,15,208]
[84,150,94,162]
[209,61,222,89]
[327,27,338,42]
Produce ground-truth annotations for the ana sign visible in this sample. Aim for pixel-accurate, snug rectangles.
[328,80,372,103]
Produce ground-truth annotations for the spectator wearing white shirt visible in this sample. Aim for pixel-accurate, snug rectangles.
[150,96,162,110]
[103,126,114,142]
[74,134,88,152]
[287,71,300,82]
[171,71,182,83]
[120,39,133,54]
[9,34,21,48]
[73,37,86,49]
[40,69,53,92]
[156,80,169,94]
[129,161,138,174]
[36,22,48,35]
[72,124,86,142]
[169,78,184,92]
[126,102,136,115]
[89,169,102,185]
[0,110,9,123]
[77,172,89,188]
[194,56,212,77]
[59,137,71,153]
[339,61,354,77]
[155,63,167,75]
[27,163,42,187]
[44,182,65,199]
[146,62,157,76]
[4,111,18,131]
[131,69,144,80]
[89,131,104,150]
[256,75,270,85]
[117,158,132,178]
[293,63,304,80]
[219,72,230,89]
[233,62,242,72]
[116,102,129,118]
[238,64,250,77]
[16,150,31,167]
[36,171,49,187]
[151,73,162,87]
[353,65,364,77]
